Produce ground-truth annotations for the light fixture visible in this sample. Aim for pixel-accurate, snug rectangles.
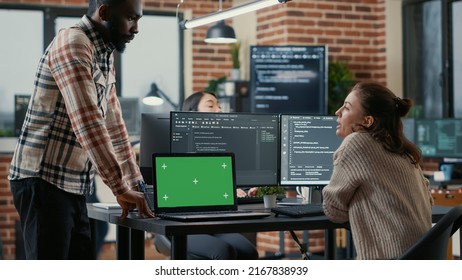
[142,83,178,109]
[204,20,237,44]
[179,0,291,30]
[203,0,236,44]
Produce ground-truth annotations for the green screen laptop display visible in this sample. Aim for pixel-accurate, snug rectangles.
[153,153,237,212]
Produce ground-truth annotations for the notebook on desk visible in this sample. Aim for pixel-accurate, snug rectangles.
[151,153,271,222]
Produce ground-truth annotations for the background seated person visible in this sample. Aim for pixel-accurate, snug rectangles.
[181,91,259,198]
[154,91,258,259]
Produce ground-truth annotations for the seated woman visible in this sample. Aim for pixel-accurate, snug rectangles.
[322,81,433,260]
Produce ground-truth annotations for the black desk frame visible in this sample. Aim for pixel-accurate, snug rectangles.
[87,205,452,260]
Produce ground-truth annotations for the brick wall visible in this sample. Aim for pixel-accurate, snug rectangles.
[0,154,16,259]
[256,0,387,83]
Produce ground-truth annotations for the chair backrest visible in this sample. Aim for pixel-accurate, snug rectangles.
[153,234,172,257]
[153,235,210,260]
[398,205,462,260]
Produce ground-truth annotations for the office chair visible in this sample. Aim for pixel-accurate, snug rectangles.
[153,234,228,260]
[153,234,283,260]
[398,205,462,260]
[153,235,175,258]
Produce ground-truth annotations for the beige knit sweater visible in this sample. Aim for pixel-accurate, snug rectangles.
[322,132,433,260]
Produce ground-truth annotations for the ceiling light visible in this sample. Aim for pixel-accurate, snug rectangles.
[180,0,291,30]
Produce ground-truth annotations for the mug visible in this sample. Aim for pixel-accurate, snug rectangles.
[296,186,310,204]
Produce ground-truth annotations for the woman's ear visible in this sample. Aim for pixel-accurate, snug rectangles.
[363,115,374,128]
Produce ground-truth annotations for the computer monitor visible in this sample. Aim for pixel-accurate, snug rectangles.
[170,111,280,187]
[279,114,342,186]
[139,113,170,185]
[119,97,140,135]
[249,45,328,114]
[402,118,415,143]
[415,118,462,158]
[14,94,31,137]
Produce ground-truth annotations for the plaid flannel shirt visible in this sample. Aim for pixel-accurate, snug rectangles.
[9,15,142,196]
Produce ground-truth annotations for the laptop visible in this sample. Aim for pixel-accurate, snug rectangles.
[151,153,271,222]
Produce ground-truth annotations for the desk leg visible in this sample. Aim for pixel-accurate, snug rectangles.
[171,235,187,260]
[324,229,336,260]
[130,229,145,260]
[346,230,355,259]
[116,226,130,260]
[89,218,98,260]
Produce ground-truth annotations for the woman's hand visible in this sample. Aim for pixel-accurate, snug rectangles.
[247,187,259,197]
[236,188,247,198]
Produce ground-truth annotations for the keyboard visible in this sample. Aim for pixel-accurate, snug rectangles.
[237,196,263,204]
[159,210,252,216]
[271,204,324,218]
[157,210,271,222]
[238,195,285,205]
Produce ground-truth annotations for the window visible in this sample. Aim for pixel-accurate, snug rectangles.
[0,7,43,134]
[452,1,462,117]
[0,4,184,136]
[403,0,462,118]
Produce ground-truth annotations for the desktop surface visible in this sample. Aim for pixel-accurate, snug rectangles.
[87,204,452,260]
[88,204,451,236]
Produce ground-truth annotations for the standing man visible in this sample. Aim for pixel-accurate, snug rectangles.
[8,0,154,260]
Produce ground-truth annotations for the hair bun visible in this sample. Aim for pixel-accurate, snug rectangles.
[394,97,413,117]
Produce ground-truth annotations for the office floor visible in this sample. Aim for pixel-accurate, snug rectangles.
[98,240,169,260]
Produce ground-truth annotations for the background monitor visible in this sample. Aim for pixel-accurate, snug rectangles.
[402,117,415,143]
[139,113,170,185]
[170,111,280,187]
[415,118,462,158]
[119,97,140,135]
[14,94,31,137]
[279,114,342,186]
[249,45,328,114]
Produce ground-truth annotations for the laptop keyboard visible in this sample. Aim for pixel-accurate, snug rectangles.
[160,210,253,216]
[271,204,324,217]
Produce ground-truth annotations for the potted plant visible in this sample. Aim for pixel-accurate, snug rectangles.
[229,41,241,80]
[328,61,355,114]
[256,186,285,208]
[205,75,227,95]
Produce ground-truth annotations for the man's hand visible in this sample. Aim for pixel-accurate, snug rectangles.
[116,189,155,219]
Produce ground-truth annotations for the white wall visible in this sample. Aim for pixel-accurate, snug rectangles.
[386,0,404,97]
[233,0,258,81]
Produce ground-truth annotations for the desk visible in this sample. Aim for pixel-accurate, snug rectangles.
[87,204,452,260]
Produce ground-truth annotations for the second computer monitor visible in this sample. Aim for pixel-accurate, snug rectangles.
[280,114,342,186]
[140,113,171,185]
[415,118,462,158]
[170,111,280,186]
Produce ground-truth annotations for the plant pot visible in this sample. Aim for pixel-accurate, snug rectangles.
[230,69,240,80]
[263,194,277,208]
